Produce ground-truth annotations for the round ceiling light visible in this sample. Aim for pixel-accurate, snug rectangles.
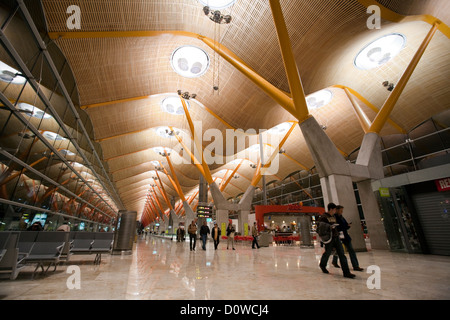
[161,96,190,115]
[306,89,333,110]
[152,147,174,155]
[0,61,26,85]
[17,103,52,119]
[154,126,181,139]
[170,45,210,78]
[42,131,67,141]
[198,0,236,9]
[354,33,406,70]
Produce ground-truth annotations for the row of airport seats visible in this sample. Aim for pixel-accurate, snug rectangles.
[0,231,114,280]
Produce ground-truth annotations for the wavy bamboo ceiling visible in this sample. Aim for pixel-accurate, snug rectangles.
[39,0,450,219]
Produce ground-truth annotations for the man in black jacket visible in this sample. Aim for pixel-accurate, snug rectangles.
[200,221,210,250]
[317,203,355,278]
[332,205,363,271]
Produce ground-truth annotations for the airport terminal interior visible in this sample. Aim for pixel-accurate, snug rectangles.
[0,0,449,301]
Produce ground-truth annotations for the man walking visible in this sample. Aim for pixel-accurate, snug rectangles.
[188,220,197,251]
[317,203,355,278]
[251,222,260,249]
[200,221,210,250]
[332,205,363,271]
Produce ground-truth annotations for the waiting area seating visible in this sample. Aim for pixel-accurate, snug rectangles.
[0,231,114,280]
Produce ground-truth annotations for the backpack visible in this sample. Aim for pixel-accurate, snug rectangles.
[316,221,332,244]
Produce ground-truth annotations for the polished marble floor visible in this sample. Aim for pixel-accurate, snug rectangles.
[1,235,449,300]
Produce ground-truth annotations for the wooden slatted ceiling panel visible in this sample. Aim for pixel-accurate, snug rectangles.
[375,0,450,24]
[308,20,450,133]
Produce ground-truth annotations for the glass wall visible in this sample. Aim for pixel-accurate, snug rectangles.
[0,2,119,231]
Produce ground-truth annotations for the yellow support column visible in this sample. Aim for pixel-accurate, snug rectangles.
[344,88,371,133]
[220,159,244,192]
[179,96,214,184]
[251,121,296,187]
[369,23,439,133]
[163,155,186,203]
[269,0,310,123]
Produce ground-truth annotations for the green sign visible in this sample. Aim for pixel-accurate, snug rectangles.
[379,188,390,197]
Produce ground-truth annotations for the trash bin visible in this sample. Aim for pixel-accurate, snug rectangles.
[112,210,137,255]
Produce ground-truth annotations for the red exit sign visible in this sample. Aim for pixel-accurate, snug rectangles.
[435,178,450,192]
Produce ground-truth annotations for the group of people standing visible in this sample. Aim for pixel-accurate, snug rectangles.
[185,220,261,251]
[316,202,364,279]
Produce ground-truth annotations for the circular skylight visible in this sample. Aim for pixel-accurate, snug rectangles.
[354,33,406,70]
[0,61,26,85]
[42,131,67,141]
[198,0,236,9]
[267,122,292,135]
[161,96,190,115]
[306,90,333,110]
[17,103,52,119]
[170,45,210,78]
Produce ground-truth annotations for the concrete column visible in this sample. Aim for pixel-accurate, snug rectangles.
[237,185,255,236]
[298,215,312,247]
[183,200,196,225]
[357,180,389,250]
[320,174,366,251]
[300,116,368,251]
[216,209,229,237]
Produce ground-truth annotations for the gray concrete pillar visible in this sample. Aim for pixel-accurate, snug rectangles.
[238,210,250,236]
[298,215,313,247]
[216,209,229,237]
[320,174,366,251]
[357,180,390,250]
[183,201,196,225]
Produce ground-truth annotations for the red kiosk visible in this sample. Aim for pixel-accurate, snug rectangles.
[254,204,325,245]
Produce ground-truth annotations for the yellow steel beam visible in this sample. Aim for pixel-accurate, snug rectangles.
[344,88,371,133]
[179,96,214,184]
[269,0,310,123]
[251,121,296,187]
[220,159,244,192]
[332,85,406,134]
[81,95,150,110]
[369,23,439,134]
[154,170,173,211]
[171,128,206,178]
[163,154,186,202]
[48,30,296,118]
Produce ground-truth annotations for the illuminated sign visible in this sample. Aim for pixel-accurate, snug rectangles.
[435,177,450,192]
[197,205,213,218]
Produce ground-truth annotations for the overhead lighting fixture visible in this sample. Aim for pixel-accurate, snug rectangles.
[17,103,52,119]
[152,147,174,156]
[154,126,181,139]
[42,131,67,141]
[170,45,210,78]
[0,61,26,84]
[198,0,236,9]
[306,89,333,110]
[61,149,76,156]
[202,6,232,24]
[161,96,190,115]
[354,33,406,70]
